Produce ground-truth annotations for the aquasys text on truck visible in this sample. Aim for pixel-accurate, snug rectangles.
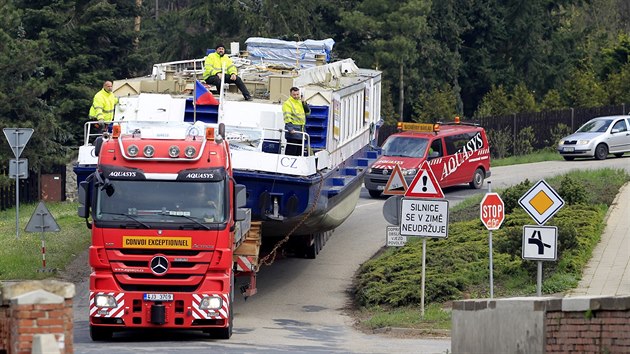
[75,37,382,340]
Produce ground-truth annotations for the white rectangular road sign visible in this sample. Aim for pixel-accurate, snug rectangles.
[522,225,558,261]
[400,198,449,238]
[386,226,407,247]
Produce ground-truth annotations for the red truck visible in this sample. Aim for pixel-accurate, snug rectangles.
[78,122,258,340]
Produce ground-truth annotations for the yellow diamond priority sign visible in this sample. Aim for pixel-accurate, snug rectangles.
[518,180,565,225]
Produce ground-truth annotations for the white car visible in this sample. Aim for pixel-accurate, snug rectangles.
[558,115,630,160]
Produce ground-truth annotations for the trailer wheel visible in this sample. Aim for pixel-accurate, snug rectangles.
[304,234,318,259]
[90,325,113,341]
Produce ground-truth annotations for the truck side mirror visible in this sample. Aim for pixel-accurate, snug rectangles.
[78,180,90,218]
[235,184,247,208]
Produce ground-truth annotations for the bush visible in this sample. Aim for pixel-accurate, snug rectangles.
[487,127,512,159]
[558,175,588,205]
[514,126,536,155]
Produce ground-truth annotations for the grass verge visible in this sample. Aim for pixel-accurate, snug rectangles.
[0,201,88,280]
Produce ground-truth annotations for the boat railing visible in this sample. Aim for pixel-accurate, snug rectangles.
[280,129,311,157]
[82,121,106,146]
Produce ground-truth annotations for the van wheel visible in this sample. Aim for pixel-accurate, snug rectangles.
[368,189,382,198]
[594,144,608,160]
[469,168,484,189]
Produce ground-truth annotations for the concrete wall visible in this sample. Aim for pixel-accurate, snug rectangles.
[0,280,75,354]
[452,295,630,354]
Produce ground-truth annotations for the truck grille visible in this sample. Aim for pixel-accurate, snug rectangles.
[107,248,212,292]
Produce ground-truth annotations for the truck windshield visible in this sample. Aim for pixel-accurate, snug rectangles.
[381,136,429,158]
[95,180,227,225]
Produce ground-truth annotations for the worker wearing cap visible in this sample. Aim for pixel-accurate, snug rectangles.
[203,43,252,101]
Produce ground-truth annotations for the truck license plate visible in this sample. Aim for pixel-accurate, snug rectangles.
[143,293,173,301]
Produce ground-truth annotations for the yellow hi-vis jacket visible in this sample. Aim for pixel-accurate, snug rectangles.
[282,96,310,126]
[88,89,118,121]
[203,52,237,79]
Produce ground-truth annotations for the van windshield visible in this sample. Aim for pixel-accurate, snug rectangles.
[382,136,429,158]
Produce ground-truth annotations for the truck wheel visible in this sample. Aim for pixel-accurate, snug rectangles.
[304,234,318,259]
[368,189,382,198]
[469,168,484,189]
[594,144,608,160]
[90,325,113,341]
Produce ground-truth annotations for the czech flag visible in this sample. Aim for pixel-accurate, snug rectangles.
[195,80,219,105]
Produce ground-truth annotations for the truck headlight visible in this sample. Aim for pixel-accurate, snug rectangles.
[94,294,118,308]
[402,168,417,176]
[367,167,373,173]
[199,296,223,310]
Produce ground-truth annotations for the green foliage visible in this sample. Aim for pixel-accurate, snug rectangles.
[514,126,536,155]
[412,84,458,123]
[540,90,565,111]
[511,82,538,113]
[487,127,512,159]
[355,170,626,308]
[474,85,514,118]
[558,175,588,205]
[561,68,608,108]
[605,62,630,105]
[547,123,573,148]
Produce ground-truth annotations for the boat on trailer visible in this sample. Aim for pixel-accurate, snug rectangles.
[75,38,382,258]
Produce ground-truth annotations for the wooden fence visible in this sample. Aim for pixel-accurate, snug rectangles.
[0,165,66,211]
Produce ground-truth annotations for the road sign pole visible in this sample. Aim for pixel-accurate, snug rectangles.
[537,261,542,296]
[487,181,494,298]
[421,238,426,318]
[15,167,20,239]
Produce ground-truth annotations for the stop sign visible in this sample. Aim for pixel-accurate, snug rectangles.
[480,193,505,230]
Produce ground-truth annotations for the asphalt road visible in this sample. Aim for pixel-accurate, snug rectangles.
[72,156,630,353]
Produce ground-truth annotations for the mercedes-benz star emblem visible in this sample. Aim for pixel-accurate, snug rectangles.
[150,255,169,275]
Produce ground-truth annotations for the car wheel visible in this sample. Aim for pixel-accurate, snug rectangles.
[469,168,484,189]
[614,153,625,158]
[562,156,575,161]
[368,189,382,198]
[594,144,608,160]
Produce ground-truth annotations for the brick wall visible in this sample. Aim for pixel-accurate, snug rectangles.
[0,280,75,354]
[546,307,630,353]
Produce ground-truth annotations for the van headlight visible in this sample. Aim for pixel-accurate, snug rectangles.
[402,168,417,176]
[199,296,223,310]
[94,294,118,308]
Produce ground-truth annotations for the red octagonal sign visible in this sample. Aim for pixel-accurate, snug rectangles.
[480,192,505,230]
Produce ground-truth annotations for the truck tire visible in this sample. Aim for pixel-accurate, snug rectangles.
[469,168,484,189]
[90,325,113,341]
[368,189,382,198]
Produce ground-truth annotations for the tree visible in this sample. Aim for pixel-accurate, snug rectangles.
[473,85,514,118]
[412,84,458,123]
[560,68,607,108]
[510,83,538,113]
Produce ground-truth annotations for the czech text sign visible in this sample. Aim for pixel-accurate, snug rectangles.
[386,226,407,247]
[400,198,449,238]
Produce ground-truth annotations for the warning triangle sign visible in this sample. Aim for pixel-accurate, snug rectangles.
[383,165,408,195]
[25,201,61,233]
[405,161,444,198]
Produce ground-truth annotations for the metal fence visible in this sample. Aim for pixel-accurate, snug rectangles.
[377,103,628,156]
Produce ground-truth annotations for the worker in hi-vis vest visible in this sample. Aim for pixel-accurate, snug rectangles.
[89,81,118,123]
[283,87,310,156]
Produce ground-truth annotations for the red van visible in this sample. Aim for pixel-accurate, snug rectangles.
[365,120,491,198]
